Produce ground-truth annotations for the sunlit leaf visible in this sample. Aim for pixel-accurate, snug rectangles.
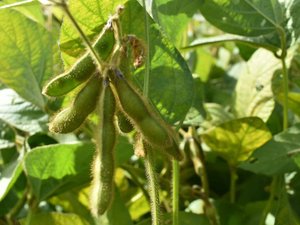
[198,0,287,48]
[0,9,60,108]
[0,156,23,201]
[0,89,48,134]
[202,117,272,165]
[234,49,281,122]
[240,124,300,175]
[24,142,95,201]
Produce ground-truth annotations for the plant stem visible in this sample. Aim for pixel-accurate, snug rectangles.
[258,176,279,225]
[142,0,150,96]
[229,164,237,204]
[172,160,180,225]
[59,1,104,73]
[144,149,161,225]
[259,31,288,225]
[281,56,289,130]
[142,1,160,224]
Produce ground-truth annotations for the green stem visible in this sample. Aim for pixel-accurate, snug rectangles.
[59,2,104,73]
[259,30,288,225]
[172,160,180,225]
[281,56,289,130]
[142,1,160,224]
[144,149,161,225]
[258,176,279,225]
[142,0,150,96]
[7,187,28,220]
[229,165,237,204]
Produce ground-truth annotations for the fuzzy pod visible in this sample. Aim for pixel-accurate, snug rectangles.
[49,74,102,133]
[90,85,117,216]
[43,25,115,97]
[110,73,173,148]
[116,111,134,134]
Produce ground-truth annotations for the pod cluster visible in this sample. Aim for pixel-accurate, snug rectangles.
[42,13,182,217]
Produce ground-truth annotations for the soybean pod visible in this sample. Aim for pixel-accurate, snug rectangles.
[43,23,115,97]
[110,69,173,149]
[90,84,117,216]
[49,73,102,133]
[116,111,134,134]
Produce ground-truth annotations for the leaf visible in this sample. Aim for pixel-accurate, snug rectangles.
[19,212,89,225]
[202,117,272,165]
[24,142,95,201]
[49,188,94,225]
[140,0,200,46]
[234,49,280,122]
[240,124,300,175]
[0,121,15,150]
[288,0,300,43]
[184,34,279,53]
[201,103,234,129]
[0,8,60,108]
[0,0,45,26]
[0,89,48,134]
[136,212,210,225]
[198,0,286,48]
[59,0,196,124]
[275,190,300,225]
[275,92,300,116]
[0,155,23,201]
[115,136,134,166]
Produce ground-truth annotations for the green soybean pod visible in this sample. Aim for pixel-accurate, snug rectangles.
[90,85,117,216]
[49,74,102,133]
[43,25,115,97]
[116,111,134,134]
[110,71,172,148]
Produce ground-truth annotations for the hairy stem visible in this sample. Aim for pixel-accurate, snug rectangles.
[144,149,161,225]
[142,1,160,224]
[172,160,180,225]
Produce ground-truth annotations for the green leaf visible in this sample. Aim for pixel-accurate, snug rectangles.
[140,0,199,46]
[240,124,300,175]
[0,8,60,108]
[1,0,45,26]
[202,117,272,165]
[275,191,300,225]
[184,34,279,53]
[0,89,48,134]
[201,103,234,129]
[137,212,210,225]
[98,188,134,225]
[288,0,300,43]
[234,49,280,122]
[19,212,89,225]
[0,156,23,201]
[115,136,133,166]
[49,188,95,225]
[275,92,300,116]
[198,0,286,42]
[24,142,95,201]
[0,121,15,150]
[59,0,196,124]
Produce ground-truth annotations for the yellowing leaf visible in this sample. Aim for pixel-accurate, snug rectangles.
[202,117,272,165]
